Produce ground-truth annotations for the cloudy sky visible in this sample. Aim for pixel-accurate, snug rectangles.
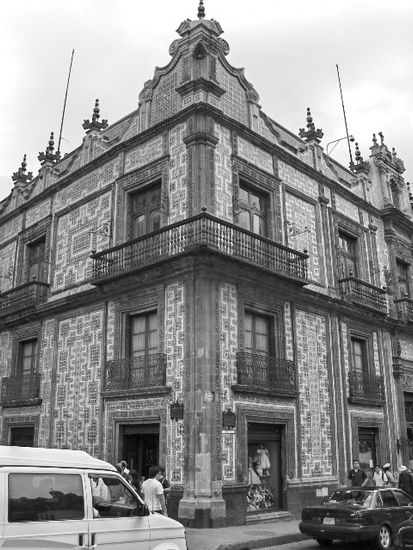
[0,0,412,203]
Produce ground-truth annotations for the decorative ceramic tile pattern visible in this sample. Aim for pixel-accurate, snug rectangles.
[124,136,164,174]
[285,193,320,283]
[237,137,273,174]
[55,159,119,212]
[335,194,359,223]
[0,215,23,243]
[222,432,236,481]
[284,303,294,361]
[53,192,112,291]
[53,309,103,454]
[372,332,380,375]
[165,282,185,483]
[216,61,248,126]
[37,319,55,447]
[0,242,17,293]
[0,331,12,378]
[151,70,180,126]
[278,161,318,200]
[169,124,187,224]
[341,322,350,395]
[297,148,315,168]
[214,123,233,221]
[106,301,115,362]
[25,198,52,228]
[399,339,413,361]
[296,310,332,477]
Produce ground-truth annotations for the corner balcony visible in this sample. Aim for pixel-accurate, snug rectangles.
[1,373,41,407]
[91,212,308,286]
[338,276,387,314]
[232,352,298,397]
[395,297,413,323]
[103,354,169,397]
[348,370,385,405]
[0,280,49,317]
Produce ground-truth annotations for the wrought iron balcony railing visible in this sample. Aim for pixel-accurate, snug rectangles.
[104,354,167,392]
[1,372,41,406]
[395,297,413,322]
[91,212,308,285]
[348,370,385,402]
[234,352,297,394]
[338,276,387,314]
[0,281,49,316]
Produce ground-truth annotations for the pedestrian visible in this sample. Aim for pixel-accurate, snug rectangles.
[362,468,375,487]
[141,465,168,516]
[383,463,397,487]
[373,465,386,487]
[348,459,367,487]
[159,468,171,505]
[399,465,413,497]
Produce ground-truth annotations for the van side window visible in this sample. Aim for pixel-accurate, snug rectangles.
[8,473,84,522]
[89,474,140,518]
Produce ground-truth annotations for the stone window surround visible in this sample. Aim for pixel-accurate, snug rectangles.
[349,414,385,469]
[2,414,40,446]
[238,299,283,357]
[15,217,51,287]
[333,212,368,284]
[346,323,375,376]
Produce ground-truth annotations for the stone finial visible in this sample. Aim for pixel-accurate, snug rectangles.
[378,131,384,145]
[299,107,324,144]
[38,131,60,165]
[198,0,205,19]
[354,142,363,164]
[12,154,33,184]
[352,142,369,175]
[82,99,108,133]
[372,133,377,146]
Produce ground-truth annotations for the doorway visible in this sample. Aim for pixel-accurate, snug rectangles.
[120,423,160,480]
[247,423,284,513]
[358,427,378,470]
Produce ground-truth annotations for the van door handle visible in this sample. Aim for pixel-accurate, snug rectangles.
[78,533,88,549]
[90,532,96,549]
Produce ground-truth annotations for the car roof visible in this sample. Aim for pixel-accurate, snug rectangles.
[0,445,116,471]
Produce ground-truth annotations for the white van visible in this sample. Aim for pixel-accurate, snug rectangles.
[0,445,187,550]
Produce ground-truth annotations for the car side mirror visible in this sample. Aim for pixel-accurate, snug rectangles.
[134,502,150,516]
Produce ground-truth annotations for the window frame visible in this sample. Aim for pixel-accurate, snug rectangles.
[243,310,277,357]
[128,182,162,240]
[235,181,269,237]
[16,338,39,377]
[338,229,358,278]
[350,336,370,375]
[396,259,410,298]
[126,310,159,358]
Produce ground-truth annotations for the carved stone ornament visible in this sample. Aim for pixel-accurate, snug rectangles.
[394,239,412,264]
[217,37,230,55]
[169,39,181,56]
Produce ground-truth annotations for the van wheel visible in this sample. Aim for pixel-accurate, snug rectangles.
[377,525,392,550]
[315,538,333,547]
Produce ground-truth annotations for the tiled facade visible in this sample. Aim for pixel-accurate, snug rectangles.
[1,5,413,528]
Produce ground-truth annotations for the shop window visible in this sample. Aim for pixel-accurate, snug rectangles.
[129,185,161,239]
[26,237,46,282]
[247,423,283,513]
[397,260,410,298]
[236,184,268,237]
[338,230,358,278]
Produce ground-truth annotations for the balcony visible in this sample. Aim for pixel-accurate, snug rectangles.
[232,352,297,396]
[0,281,49,317]
[103,354,169,396]
[395,297,413,322]
[348,370,385,405]
[91,212,308,285]
[338,276,387,314]
[1,373,41,407]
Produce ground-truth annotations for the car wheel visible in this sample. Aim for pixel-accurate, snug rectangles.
[377,524,392,550]
[315,538,333,547]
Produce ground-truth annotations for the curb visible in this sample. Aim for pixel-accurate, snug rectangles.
[216,533,310,550]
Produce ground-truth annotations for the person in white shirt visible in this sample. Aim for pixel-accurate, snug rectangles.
[141,465,168,515]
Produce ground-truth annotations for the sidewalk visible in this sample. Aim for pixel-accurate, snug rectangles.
[186,519,309,550]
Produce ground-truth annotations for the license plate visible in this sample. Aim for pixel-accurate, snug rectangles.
[323,517,335,525]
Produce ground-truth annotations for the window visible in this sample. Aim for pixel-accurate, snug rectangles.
[130,185,161,239]
[90,474,144,518]
[9,426,35,447]
[245,312,271,356]
[129,312,158,357]
[8,473,84,522]
[380,491,399,508]
[18,339,38,376]
[397,260,410,297]
[338,231,358,278]
[26,237,46,282]
[351,337,368,374]
[236,185,267,237]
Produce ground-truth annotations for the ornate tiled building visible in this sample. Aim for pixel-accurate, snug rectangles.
[1,2,413,526]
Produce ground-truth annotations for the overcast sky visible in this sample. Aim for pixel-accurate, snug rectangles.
[0,0,412,204]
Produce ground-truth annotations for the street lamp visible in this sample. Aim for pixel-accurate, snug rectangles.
[326,135,355,156]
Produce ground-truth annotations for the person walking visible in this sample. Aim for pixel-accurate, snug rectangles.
[159,469,171,505]
[373,465,386,487]
[141,465,168,515]
[399,465,413,497]
[348,460,367,487]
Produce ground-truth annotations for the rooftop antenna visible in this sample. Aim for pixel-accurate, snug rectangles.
[57,49,75,156]
[336,64,354,169]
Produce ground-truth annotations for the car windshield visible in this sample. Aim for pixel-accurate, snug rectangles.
[325,490,374,508]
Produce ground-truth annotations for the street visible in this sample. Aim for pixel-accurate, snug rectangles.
[259,540,375,550]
